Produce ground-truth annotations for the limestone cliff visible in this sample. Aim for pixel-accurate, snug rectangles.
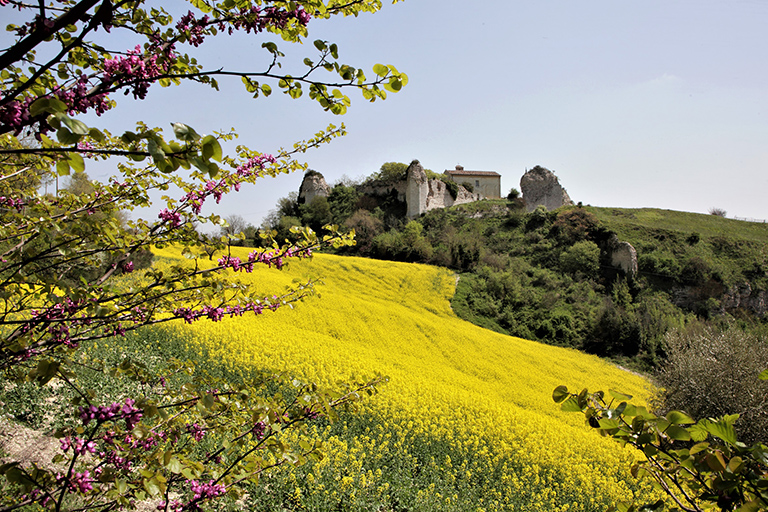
[298,170,330,204]
[520,166,574,212]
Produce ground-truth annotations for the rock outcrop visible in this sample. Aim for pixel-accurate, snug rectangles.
[520,166,574,212]
[607,237,638,276]
[298,170,330,204]
[406,160,428,219]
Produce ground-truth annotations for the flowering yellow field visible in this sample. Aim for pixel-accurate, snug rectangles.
[155,246,658,511]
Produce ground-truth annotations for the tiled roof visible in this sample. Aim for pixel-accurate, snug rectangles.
[444,170,501,177]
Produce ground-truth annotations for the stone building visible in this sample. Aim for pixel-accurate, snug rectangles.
[444,165,502,199]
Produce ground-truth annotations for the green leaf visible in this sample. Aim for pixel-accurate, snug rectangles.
[737,499,763,512]
[666,411,695,425]
[759,368,768,380]
[385,78,402,92]
[598,418,620,430]
[56,127,81,145]
[68,153,85,173]
[665,425,691,441]
[728,456,744,473]
[690,442,709,454]
[30,97,68,116]
[88,127,104,142]
[643,444,658,457]
[706,451,727,472]
[29,98,51,117]
[560,396,582,412]
[143,477,161,496]
[201,135,222,162]
[372,63,389,77]
[706,417,739,445]
[608,389,633,401]
[552,385,569,403]
[56,159,71,176]
[172,122,201,142]
[147,139,165,164]
[261,84,272,97]
[60,115,89,135]
[166,457,183,474]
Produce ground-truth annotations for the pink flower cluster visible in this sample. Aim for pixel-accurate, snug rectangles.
[174,5,311,48]
[79,398,142,429]
[158,208,182,228]
[222,6,311,36]
[21,298,84,350]
[63,470,94,494]
[176,154,276,220]
[60,436,97,455]
[0,196,25,212]
[174,300,279,324]
[175,11,210,47]
[189,479,226,501]
[55,75,111,117]
[236,154,277,179]
[103,44,176,100]
[0,96,35,135]
[218,247,308,274]
[157,500,183,512]
[250,421,267,441]
[186,422,206,442]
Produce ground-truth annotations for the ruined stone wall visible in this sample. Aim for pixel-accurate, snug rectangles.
[405,161,483,218]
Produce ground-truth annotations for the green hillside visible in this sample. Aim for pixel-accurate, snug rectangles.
[264,182,768,370]
[587,207,768,243]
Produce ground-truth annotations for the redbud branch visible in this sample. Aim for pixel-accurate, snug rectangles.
[0,0,101,73]
[0,0,105,109]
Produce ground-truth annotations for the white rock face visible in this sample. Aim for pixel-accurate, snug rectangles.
[298,171,330,204]
[406,160,428,218]
[520,166,574,212]
[610,241,638,276]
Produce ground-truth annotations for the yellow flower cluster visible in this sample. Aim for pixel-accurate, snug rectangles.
[157,247,661,510]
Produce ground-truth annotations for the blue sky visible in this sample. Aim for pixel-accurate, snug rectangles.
[60,0,768,225]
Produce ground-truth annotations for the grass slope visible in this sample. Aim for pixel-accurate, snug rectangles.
[588,206,768,243]
[156,247,659,511]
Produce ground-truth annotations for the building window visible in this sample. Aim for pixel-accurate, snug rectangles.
[475,180,480,187]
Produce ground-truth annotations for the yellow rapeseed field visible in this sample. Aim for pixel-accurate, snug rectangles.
[154,246,659,511]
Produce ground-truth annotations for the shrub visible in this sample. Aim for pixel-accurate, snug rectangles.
[551,208,599,245]
[525,205,552,231]
[709,207,727,217]
[653,323,768,445]
[559,240,600,278]
[443,178,459,200]
[344,209,384,252]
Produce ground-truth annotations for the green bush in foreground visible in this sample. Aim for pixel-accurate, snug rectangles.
[555,384,768,512]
